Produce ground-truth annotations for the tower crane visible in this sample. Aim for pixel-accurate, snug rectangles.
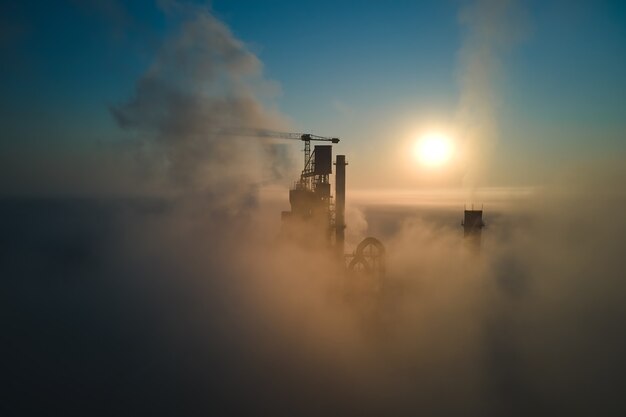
[217,127,341,246]
[218,128,339,189]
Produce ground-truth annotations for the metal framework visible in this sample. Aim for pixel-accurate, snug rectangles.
[220,127,341,248]
[218,128,339,191]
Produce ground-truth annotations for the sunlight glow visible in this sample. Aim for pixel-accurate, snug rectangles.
[413,132,454,167]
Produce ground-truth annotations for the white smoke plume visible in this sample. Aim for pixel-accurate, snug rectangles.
[111,1,291,202]
[456,0,527,189]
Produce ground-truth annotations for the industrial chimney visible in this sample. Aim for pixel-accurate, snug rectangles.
[335,155,347,255]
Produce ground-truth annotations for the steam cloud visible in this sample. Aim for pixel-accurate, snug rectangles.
[111,1,291,200]
[456,0,526,189]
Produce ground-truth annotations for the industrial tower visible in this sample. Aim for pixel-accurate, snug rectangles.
[278,134,345,250]
[218,128,345,250]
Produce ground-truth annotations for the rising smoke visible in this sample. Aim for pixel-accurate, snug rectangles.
[456,0,526,189]
[111,1,291,199]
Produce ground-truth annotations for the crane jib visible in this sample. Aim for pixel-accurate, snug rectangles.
[213,128,339,143]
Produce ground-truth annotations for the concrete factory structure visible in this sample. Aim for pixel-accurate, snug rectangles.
[275,132,490,288]
[280,135,340,248]
[278,133,387,292]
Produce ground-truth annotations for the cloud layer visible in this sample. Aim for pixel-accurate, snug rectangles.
[4,2,626,416]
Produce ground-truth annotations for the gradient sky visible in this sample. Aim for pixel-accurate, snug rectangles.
[1,0,625,191]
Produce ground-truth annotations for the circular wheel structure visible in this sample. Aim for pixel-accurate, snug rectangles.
[347,237,386,292]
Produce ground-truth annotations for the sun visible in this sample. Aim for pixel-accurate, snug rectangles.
[413,132,454,167]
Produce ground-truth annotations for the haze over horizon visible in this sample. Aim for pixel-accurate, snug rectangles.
[2,0,625,195]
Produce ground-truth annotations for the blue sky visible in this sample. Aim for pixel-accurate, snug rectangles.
[1,0,625,189]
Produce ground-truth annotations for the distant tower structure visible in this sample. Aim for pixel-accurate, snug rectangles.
[335,155,347,256]
[462,207,485,244]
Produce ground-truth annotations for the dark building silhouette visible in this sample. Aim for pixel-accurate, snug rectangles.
[281,143,336,247]
[462,208,485,245]
[334,155,347,256]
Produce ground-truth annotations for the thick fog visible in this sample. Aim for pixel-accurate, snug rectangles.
[4,1,626,416]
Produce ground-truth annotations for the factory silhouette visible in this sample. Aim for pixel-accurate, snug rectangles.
[240,130,485,291]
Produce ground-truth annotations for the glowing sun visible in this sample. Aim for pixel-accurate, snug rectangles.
[413,132,454,167]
